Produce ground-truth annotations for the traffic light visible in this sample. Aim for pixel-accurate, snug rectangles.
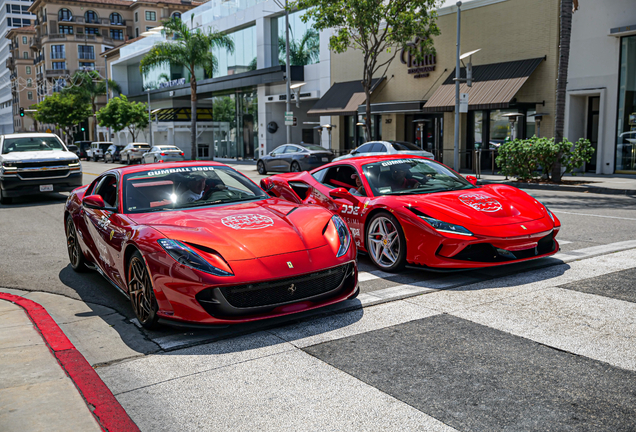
[19,108,24,117]
[81,126,85,132]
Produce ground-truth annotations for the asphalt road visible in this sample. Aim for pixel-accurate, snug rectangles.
[2,159,636,430]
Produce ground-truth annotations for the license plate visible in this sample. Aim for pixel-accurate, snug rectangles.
[322,157,328,162]
[40,184,53,192]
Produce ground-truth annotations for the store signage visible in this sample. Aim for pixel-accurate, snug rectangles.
[159,78,186,89]
[400,37,436,79]
[460,93,469,113]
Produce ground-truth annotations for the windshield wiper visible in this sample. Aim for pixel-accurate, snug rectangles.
[180,196,264,209]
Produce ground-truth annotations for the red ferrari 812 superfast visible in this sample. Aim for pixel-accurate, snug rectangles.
[262,155,561,272]
[64,161,358,328]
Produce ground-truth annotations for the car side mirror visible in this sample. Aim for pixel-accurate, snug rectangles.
[83,194,116,211]
[329,187,357,202]
[465,175,478,186]
[350,150,357,155]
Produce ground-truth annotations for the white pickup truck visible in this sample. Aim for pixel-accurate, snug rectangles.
[0,133,82,204]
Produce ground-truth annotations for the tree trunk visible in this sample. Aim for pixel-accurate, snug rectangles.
[552,0,573,182]
[190,77,198,161]
[365,89,371,141]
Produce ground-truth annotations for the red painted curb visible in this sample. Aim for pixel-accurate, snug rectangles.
[0,293,140,432]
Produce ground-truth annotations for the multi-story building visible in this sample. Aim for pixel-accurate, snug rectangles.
[20,0,198,139]
[0,0,35,134]
[6,25,36,132]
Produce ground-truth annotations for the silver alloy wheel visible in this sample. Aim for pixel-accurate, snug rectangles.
[128,256,153,324]
[66,217,80,267]
[367,216,401,269]
[291,162,301,172]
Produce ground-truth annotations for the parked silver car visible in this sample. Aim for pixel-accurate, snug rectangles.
[120,143,150,164]
[257,143,334,174]
[333,141,435,162]
[142,145,185,163]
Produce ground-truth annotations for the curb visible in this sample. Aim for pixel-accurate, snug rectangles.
[0,293,140,432]
[478,180,636,196]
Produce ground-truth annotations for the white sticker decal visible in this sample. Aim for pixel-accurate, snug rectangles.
[459,194,503,212]
[221,214,274,230]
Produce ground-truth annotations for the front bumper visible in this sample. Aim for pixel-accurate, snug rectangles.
[0,172,83,197]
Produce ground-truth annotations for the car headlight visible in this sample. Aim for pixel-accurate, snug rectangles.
[419,216,473,236]
[331,215,351,257]
[68,158,80,166]
[158,239,233,276]
[536,200,555,222]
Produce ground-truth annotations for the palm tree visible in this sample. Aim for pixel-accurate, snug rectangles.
[278,28,320,66]
[63,70,121,142]
[552,0,577,182]
[140,17,234,160]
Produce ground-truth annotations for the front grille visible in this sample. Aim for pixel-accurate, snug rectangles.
[449,233,555,263]
[18,170,69,179]
[16,160,71,168]
[214,263,352,309]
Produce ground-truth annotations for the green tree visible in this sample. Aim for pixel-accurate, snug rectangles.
[96,95,149,142]
[292,0,440,139]
[63,70,121,142]
[278,28,320,66]
[32,92,92,143]
[140,17,234,160]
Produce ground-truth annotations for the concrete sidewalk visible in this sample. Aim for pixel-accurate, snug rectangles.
[0,300,101,432]
[475,173,636,195]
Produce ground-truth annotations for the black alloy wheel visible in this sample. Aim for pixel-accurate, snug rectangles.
[66,215,88,272]
[257,161,267,175]
[128,251,159,329]
[290,161,301,172]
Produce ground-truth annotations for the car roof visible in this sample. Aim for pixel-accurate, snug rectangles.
[334,154,431,167]
[92,141,113,144]
[100,160,231,177]
[2,133,59,138]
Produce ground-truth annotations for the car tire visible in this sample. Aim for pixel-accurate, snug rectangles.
[126,154,131,165]
[0,187,12,205]
[257,161,267,175]
[128,250,160,329]
[290,161,301,172]
[154,157,158,163]
[365,212,407,272]
[66,215,88,272]
[93,155,98,162]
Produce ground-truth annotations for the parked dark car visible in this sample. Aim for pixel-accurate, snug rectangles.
[74,141,91,160]
[257,143,334,174]
[104,144,126,163]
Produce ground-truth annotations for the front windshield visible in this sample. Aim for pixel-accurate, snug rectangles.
[362,158,474,196]
[2,136,65,154]
[124,165,268,213]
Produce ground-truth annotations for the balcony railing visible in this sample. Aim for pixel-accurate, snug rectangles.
[45,69,69,78]
[48,34,67,41]
[78,52,96,60]
[75,34,97,41]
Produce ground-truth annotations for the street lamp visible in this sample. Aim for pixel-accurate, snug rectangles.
[146,88,153,146]
[290,82,306,108]
[273,0,292,143]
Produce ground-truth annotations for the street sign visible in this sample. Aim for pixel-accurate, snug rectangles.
[459,93,469,113]
[285,111,294,126]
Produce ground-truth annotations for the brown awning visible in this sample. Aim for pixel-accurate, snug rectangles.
[308,78,384,116]
[423,58,544,112]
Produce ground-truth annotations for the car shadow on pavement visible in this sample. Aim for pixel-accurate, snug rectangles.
[0,192,69,208]
[58,264,364,356]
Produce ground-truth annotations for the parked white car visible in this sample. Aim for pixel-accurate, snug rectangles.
[87,141,113,161]
[120,143,150,164]
[333,140,435,162]
[0,133,82,204]
[142,145,186,163]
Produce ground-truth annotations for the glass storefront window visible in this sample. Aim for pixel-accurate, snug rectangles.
[616,35,636,172]
[526,110,536,138]
[209,89,258,159]
[489,109,522,147]
[211,25,257,77]
[277,10,319,66]
[473,111,483,148]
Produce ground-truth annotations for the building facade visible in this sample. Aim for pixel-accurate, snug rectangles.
[6,25,36,132]
[105,0,331,160]
[17,0,197,140]
[318,0,561,172]
[565,0,636,174]
[0,0,35,134]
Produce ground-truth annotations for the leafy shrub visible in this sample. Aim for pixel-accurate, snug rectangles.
[495,136,594,181]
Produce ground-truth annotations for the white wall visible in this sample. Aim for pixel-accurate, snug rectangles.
[565,0,636,174]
